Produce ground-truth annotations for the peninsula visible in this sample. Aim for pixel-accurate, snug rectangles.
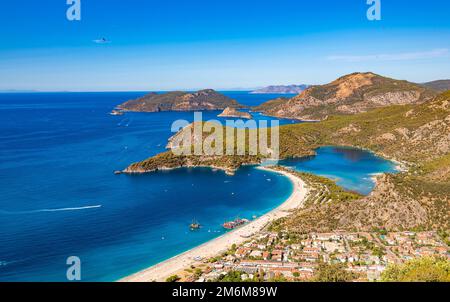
[117,89,244,112]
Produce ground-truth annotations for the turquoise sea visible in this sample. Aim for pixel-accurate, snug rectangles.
[0,92,396,281]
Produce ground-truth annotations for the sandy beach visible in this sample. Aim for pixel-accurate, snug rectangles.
[120,166,309,282]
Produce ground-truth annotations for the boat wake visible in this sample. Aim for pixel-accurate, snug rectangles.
[0,205,102,215]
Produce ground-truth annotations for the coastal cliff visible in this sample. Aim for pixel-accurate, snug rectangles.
[257,72,436,121]
[117,89,243,112]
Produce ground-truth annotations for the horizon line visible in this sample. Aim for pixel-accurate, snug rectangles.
[0,89,258,93]
[1,75,449,94]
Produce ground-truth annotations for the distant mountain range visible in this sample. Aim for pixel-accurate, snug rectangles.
[250,85,310,94]
[0,89,39,93]
[114,76,450,117]
[421,80,450,92]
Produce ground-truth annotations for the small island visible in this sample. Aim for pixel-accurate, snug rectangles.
[218,107,253,119]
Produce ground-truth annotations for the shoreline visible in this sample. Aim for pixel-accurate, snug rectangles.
[119,166,309,282]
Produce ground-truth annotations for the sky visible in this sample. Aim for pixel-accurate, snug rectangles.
[0,0,449,91]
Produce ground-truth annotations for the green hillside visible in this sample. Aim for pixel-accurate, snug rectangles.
[258,72,436,120]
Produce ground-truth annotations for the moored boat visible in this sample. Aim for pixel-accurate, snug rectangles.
[110,110,124,116]
[222,218,249,230]
[190,219,201,230]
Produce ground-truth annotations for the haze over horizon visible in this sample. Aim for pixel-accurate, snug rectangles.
[0,0,449,92]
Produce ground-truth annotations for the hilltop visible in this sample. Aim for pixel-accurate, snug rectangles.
[117,89,243,112]
[251,85,309,94]
[258,72,436,121]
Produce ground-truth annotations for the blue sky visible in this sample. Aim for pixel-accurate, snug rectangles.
[0,0,449,91]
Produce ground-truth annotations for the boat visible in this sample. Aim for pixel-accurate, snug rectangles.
[190,219,201,230]
[110,110,124,116]
[222,218,249,230]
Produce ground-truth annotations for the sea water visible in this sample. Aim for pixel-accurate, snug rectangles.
[0,92,395,281]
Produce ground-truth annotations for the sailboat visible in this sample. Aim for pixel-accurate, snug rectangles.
[190,219,201,230]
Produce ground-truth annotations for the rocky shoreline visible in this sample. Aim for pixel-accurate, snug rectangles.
[122,163,238,176]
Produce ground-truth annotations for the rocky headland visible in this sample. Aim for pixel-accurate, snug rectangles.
[218,107,253,119]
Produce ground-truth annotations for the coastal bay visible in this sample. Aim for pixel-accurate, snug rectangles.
[2,1,448,283]
[0,92,297,281]
[120,147,398,281]
[0,91,404,281]
[120,167,309,282]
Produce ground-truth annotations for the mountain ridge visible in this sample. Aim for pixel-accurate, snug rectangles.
[257,72,436,121]
[251,84,309,94]
[421,80,450,92]
[117,89,244,112]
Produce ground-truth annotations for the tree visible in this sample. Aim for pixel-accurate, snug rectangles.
[166,275,181,282]
[217,271,243,282]
[381,256,450,282]
[312,263,357,282]
[194,268,203,278]
[372,246,386,259]
[268,275,288,282]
